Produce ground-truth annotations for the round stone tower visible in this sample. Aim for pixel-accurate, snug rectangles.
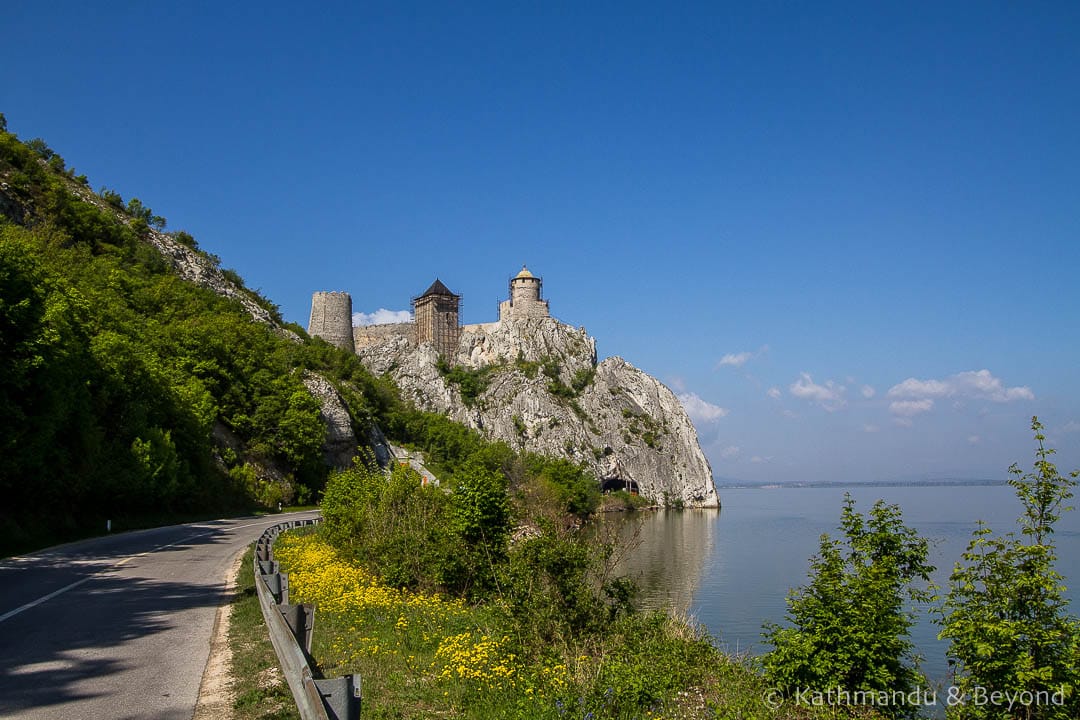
[500,265,550,321]
[510,265,542,305]
[308,291,355,351]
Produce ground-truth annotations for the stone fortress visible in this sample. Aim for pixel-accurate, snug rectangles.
[308,265,719,508]
[312,266,553,359]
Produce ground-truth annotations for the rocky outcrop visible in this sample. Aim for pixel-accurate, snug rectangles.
[357,316,719,508]
[300,372,359,469]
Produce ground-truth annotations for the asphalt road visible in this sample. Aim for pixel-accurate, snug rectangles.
[0,511,320,720]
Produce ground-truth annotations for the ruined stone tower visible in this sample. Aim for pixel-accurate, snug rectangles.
[499,265,550,321]
[308,291,355,350]
[412,279,461,359]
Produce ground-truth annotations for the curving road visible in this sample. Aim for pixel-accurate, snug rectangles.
[0,511,319,720]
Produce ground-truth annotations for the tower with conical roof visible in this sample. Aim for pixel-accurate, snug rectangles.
[412,278,461,359]
[499,265,550,321]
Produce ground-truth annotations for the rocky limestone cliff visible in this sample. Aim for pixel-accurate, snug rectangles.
[300,372,359,469]
[357,316,719,508]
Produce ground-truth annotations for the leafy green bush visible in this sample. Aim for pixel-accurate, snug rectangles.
[763,495,933,718]
[936,418,1080,719]
[437,357,496,407]
[499,520,631,649]
[571,367,595,393]
[320,459,450,589]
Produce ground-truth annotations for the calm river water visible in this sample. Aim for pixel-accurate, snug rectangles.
[607,485,1080,688]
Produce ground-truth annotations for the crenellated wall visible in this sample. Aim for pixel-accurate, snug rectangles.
[353,322,413,351]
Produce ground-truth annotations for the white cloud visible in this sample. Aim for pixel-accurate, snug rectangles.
[789,373,847,412]
[889,399,935,417]
[719,445,740,459]
[677,393,729,423]
[718,351,753,368]
[750,455,773,464]
[968,435,981,445]
[864,424,880,433]
[861,385,876,399]
[782,409,798,419]
[353,308,412,326]
[766,387,782,399]
[887,369,1033,403]
[717,345,769,369]
[1061,420,1080,434]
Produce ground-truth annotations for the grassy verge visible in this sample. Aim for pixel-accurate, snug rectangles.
[273,530,844,720]
[229,545,301,720]
[598,490,654,512]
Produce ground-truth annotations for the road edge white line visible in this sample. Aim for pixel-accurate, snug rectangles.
[0,515,314,624]
[0,577,94,624]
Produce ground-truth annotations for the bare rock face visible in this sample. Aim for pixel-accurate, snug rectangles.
[300,372,359,469]
[356,316,719,508]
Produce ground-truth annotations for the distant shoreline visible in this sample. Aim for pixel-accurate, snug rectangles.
[715,478,1008,489]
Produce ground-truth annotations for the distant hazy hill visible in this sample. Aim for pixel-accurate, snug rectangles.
[713,477,1005,488]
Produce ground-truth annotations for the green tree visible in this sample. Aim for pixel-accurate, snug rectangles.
[763,495,934,718]
[936,417,1080,719]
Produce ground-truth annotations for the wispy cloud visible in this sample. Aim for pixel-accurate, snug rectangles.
[767,387,782,399]
[1061,420,1080,434]
[968,435,981,445]
[718,351,753,368]
[789,373,846,412]
[864,424,880,433]
[861,385,876,399]
[889,399,935,417]
[354,308,412,326]
[887,369,1033,403]
[716,345,769,369]
[678,393,729,423]
[719,445,740,459]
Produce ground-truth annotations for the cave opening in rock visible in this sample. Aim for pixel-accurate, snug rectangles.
[600,477,639,495]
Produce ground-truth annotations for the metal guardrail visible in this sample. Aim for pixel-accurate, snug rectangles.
[254,519,361,720]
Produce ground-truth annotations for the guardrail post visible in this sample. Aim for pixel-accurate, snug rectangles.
[261,571,289,604]
[314,674,362,720]
[279,603,316,653]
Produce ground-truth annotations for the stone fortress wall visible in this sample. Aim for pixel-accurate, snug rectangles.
[311,266,550,353]
[353,322,413,351]
[307,291,355,350]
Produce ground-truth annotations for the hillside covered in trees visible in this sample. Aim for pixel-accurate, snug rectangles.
[0,115,599,555]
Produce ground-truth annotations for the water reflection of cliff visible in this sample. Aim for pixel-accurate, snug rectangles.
[604,509,719,616]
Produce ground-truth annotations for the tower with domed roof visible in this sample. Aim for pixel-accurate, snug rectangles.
[499,265,550,321]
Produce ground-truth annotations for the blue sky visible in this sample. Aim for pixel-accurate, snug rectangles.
[5,1,1079,484]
